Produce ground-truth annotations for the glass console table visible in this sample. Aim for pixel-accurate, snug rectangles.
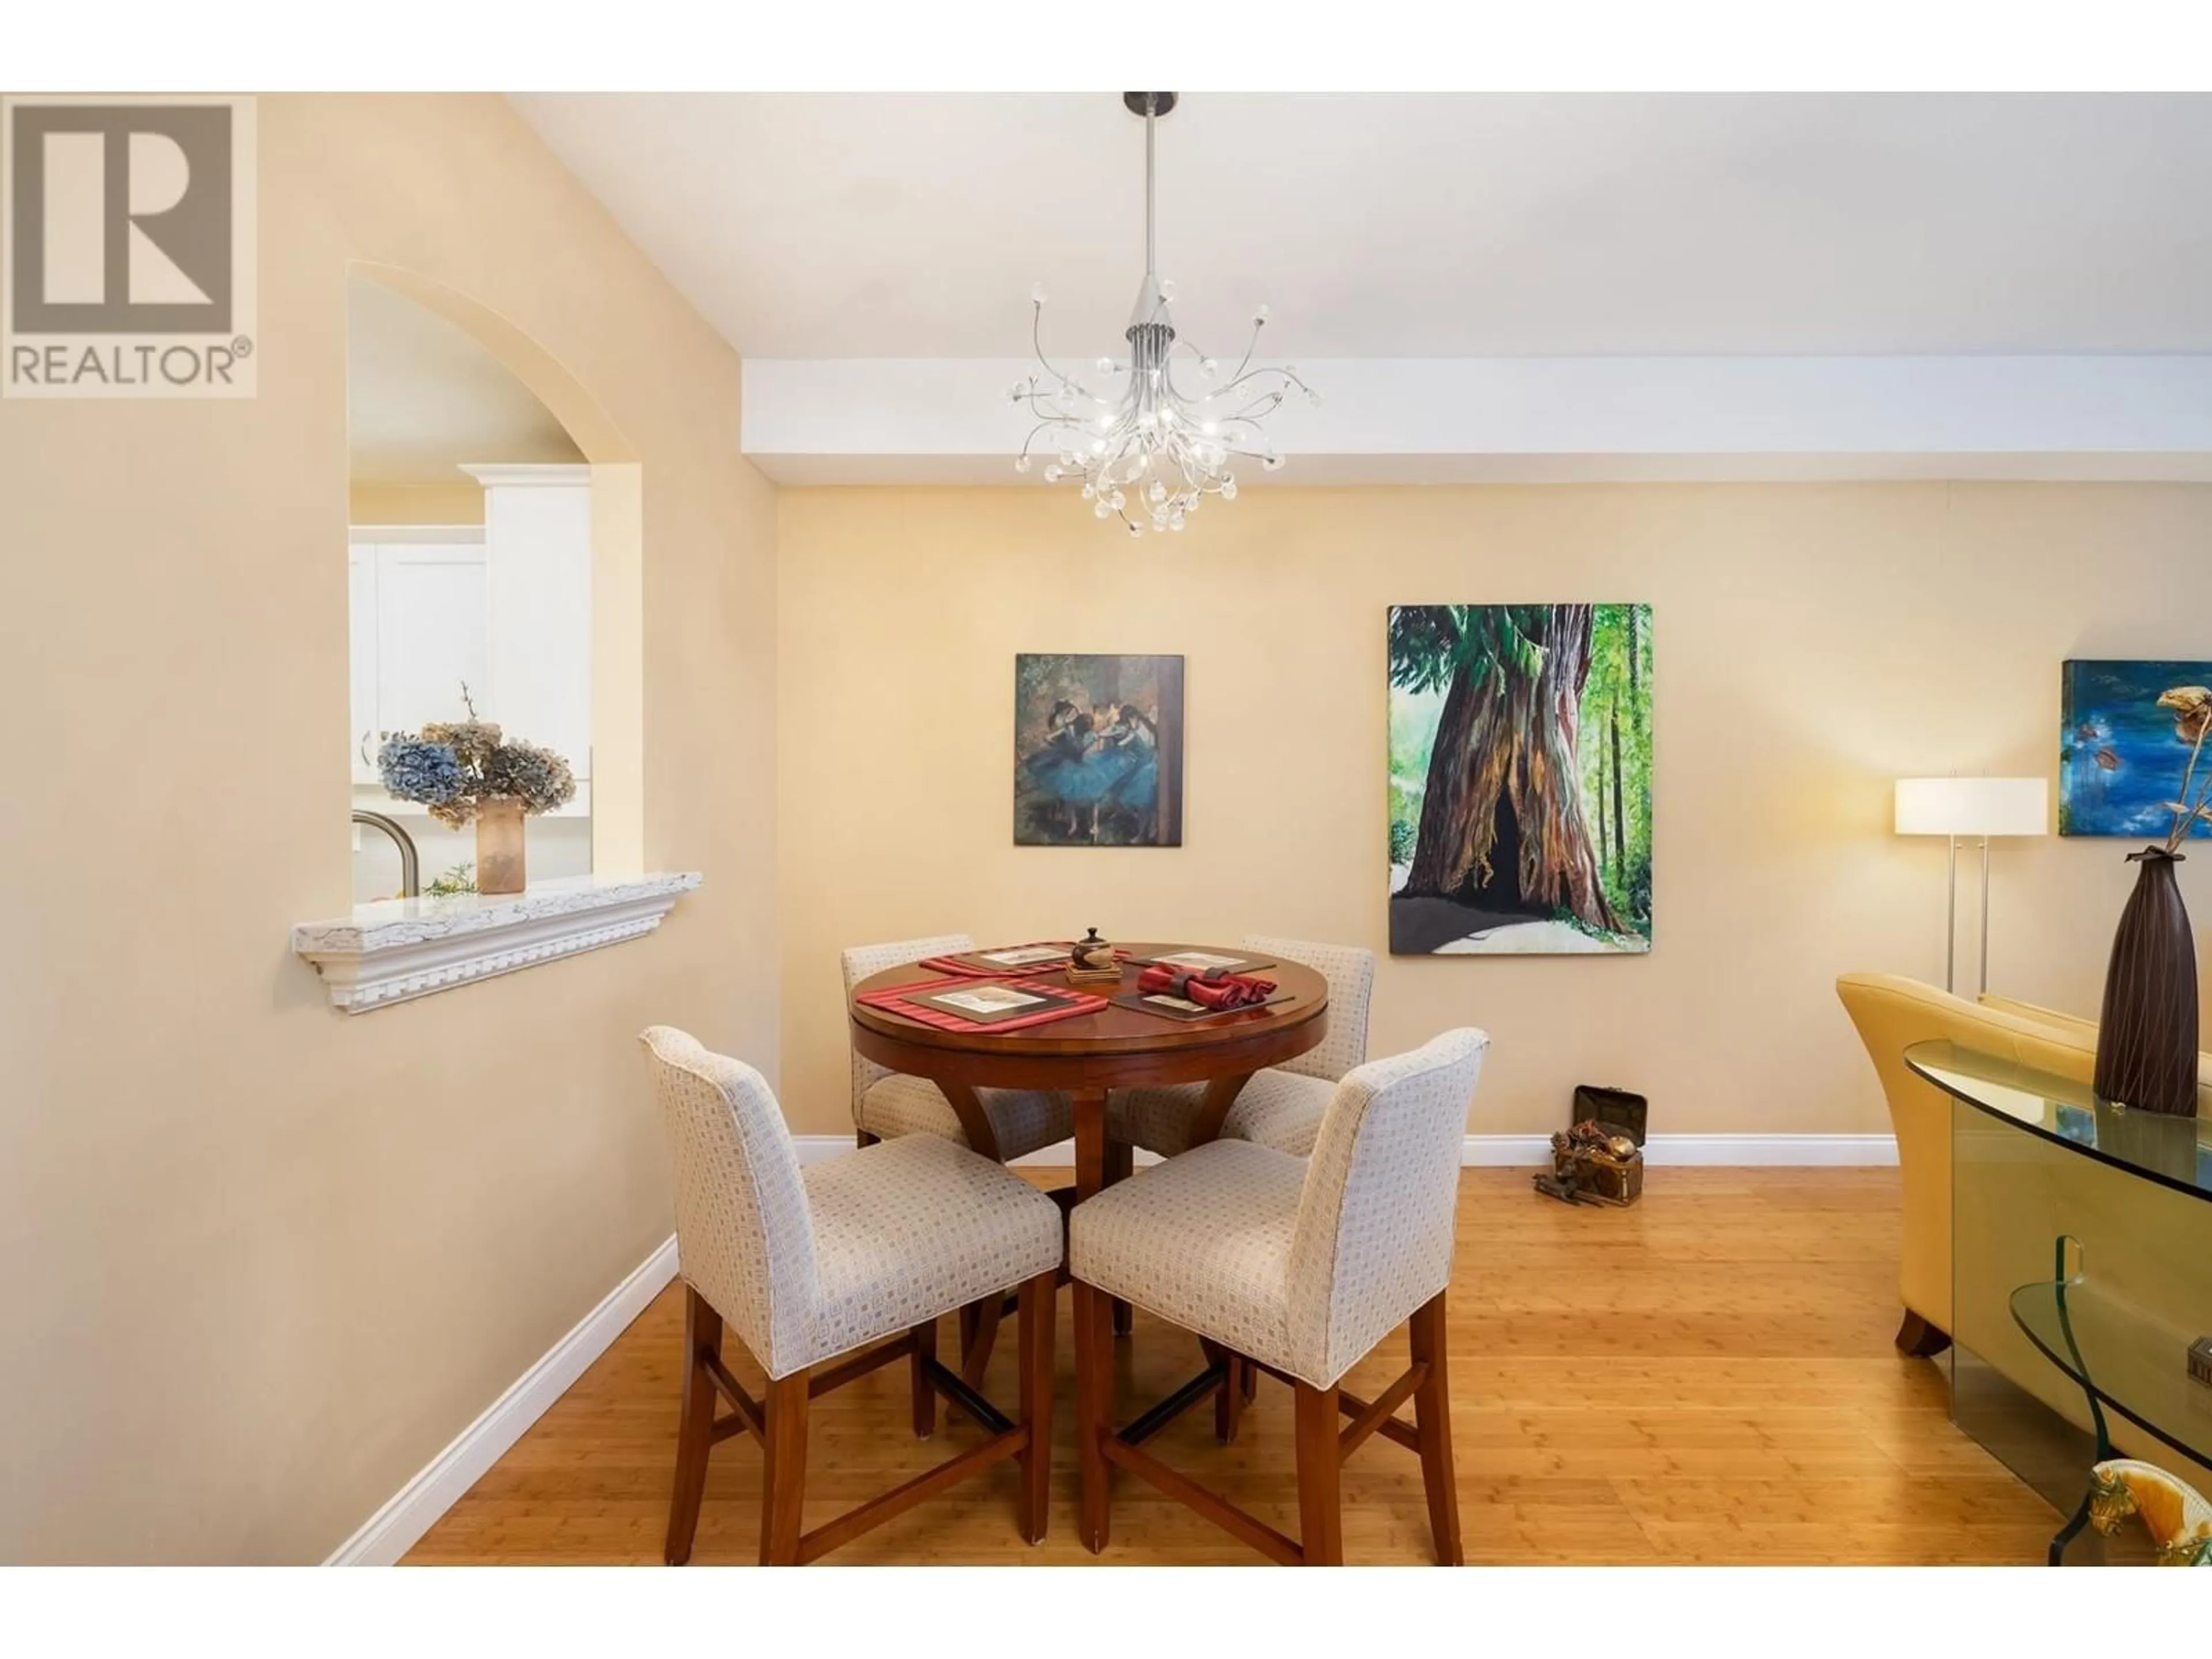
[1905,1041,2212,1565]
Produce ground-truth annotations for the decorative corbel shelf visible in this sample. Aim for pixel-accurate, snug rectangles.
[293,873,701,1014]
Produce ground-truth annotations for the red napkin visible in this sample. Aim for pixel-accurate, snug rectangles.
[1136,964,1277,1010]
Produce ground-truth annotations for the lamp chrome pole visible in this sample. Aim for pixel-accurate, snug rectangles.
[1945,834,1957,994]
[1978,834,1993,997]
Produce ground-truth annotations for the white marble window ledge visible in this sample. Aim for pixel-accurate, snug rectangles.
[293,873,702,1013]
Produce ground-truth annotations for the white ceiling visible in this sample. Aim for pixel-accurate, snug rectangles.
[514,92,2212,360]
[347,274,582,487]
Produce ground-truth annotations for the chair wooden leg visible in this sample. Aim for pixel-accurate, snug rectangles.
[1200,1338,1243,1443]
[910,1315,937,1439]
[664,1286,721,1566]
[1017,1270,1056,1544]
[1293,1381,1344,1566]
[1074,1281,1114,1554]
[960,1288,1005,1387]
[1407,1290,1463,1566]
[1104,1137,1135,1336]
[1240,1354,1257,1403]
[759,1371,810,1566]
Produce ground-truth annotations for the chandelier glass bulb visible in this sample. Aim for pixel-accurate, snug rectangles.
[1010,92,1314,537]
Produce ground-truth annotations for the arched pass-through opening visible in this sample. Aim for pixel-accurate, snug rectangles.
[348,262,645,882]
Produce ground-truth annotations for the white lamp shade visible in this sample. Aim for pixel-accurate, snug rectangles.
[1895,777,2049,837]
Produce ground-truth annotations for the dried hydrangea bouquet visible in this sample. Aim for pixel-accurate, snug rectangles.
[377,689,577,896]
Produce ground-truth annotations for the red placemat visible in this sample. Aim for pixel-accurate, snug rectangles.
[855,974,1107,1033]
[915,942,1073,976]
[916,942,1136,977]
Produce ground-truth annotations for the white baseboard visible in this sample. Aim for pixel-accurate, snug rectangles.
[1460,1132,1896,1166]
[323,1234,679,1566]
[794,1132,1897,1168]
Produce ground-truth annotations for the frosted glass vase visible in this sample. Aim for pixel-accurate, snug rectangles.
[475,797,528,895]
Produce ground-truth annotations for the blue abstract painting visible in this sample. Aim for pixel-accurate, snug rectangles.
[2058,660,2212,839]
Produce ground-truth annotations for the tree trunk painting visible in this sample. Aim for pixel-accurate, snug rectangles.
[1401,605,1620,930]
[1611,699,1626,878]
[1628,605,1642,713]
[1389,603,1653,955]
[1597,738,1611,869]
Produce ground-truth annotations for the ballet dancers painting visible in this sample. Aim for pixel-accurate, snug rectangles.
[1013,654,1184,847]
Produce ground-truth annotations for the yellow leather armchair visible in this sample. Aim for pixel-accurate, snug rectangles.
[1979,993,2212,1100]
[1834,974,2109,1356]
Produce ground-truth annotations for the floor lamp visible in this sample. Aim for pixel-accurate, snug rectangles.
[1895,777,2050,995]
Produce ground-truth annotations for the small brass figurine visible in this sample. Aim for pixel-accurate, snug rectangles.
[1067,927,1121,984]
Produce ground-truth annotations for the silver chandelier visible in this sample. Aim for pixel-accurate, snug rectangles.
[1012,91,1318,536]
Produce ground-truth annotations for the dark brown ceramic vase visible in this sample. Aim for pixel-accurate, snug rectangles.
[2093,846,2198,1116]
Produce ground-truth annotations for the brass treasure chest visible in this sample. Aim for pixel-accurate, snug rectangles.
[1549,1119,1645,1207]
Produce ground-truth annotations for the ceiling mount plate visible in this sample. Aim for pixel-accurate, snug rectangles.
[1122,92,1179,119]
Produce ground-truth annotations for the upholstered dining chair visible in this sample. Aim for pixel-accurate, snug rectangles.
[640,1026,1063,1565]
[840,935,1076,1161]
[1069,1027,1489,1566]
[1106,935,1376,1161]
[841,935,1078,1380]
[1101,937,1376,1351]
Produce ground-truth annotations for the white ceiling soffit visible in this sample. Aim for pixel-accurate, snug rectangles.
[514,92,2212,484]
[347,274,583,488]
[741,355,2212,485]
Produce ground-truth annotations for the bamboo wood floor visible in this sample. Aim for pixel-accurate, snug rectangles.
[404,1168,2059,1566]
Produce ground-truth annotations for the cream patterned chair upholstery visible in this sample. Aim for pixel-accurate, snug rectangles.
[641,1026,1063,1565]
[842,934,1075,1160]
[1107,935,1376,1158]
[1069,1027,1489,1566]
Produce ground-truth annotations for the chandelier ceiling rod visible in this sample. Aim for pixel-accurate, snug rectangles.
[1143,92,1156,281]
[1126,90,1175,289]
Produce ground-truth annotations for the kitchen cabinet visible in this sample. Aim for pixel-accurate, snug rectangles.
[349,463,592,807]
[469,464,592,786]
[348,535,488,782]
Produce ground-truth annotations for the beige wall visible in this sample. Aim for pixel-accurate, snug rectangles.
[778,483,2212,1141]
[0,95,777,1562]
[347,480,486,525]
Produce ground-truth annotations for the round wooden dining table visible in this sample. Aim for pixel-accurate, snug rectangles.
[847,943,1331,1202]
